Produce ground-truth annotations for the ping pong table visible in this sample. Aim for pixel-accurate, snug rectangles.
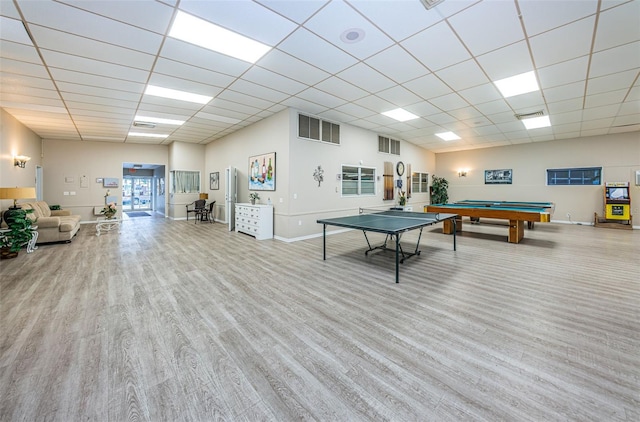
[317,209,457,283]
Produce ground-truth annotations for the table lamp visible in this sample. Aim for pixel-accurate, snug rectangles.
[0,187,37,225]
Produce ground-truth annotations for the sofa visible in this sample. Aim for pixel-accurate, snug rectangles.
[13,201,80,244]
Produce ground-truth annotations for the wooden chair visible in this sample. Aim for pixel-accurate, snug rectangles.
[195,200,216,224]
[186,199,206,222]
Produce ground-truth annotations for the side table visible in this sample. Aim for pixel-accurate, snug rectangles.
[96,218,121,236]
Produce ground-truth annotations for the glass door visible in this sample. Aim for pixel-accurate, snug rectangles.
[122,177,153,211]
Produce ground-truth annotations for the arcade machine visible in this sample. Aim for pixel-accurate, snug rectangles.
[595,182,632,228]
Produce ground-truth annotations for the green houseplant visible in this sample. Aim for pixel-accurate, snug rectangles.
[249,192,260,205]
[430,175,449,204]
[0,209,34,259]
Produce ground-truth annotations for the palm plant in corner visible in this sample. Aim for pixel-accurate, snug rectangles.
[0,209,34,259]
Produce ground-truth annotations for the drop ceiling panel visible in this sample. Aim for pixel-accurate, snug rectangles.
[255,0,327,24]
[401,21,471,71]
[160,39,251,78]
[434,59,490,92]
[458,83,503,105]
[336,62,395,93]
[0,40,41,64]
[277,28,358,74]
[449,0,523,56]
[17,0,164,53]
[475,41,534,81]
[0,16,32,45]
[538,56,589,89]
[295,87,348,109]
[593,0,640,51]
[315,77,368,102]
[257,49,330,86]
[365,45,429,84]
[179,0,297,46]
[374,85,422,107]
[241,67,306,96]
[0,58,49,79]
[588,42,640,78]
[519,0,598,36]
[228,79,290,103]
[49,68,145,93]
[403,73,452,100]
[41,50,150,82]
[304,0,394,60]
[529,18,595,68]
[57,0,174,33]
[28,25,156,70]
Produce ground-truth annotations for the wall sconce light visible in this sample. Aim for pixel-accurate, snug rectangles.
[458,169,468,178]
[14,155,31,168]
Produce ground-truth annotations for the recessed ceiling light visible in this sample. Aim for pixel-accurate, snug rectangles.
[493,71,539,98]
[128,132,168,138]
[340,28,365,44]
[435,131,461,141]
[145,85,212,104]
[522,115,551,130]
[382,108,419,122]
[169,11,271,63]
[134,115,185,126]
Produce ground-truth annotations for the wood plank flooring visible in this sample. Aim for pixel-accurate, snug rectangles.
[1,217,638,421]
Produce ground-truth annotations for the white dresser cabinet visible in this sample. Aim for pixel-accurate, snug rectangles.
[235,203,273,240]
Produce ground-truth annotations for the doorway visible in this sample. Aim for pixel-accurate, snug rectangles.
[122,177,153,211]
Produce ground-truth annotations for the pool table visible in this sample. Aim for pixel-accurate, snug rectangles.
[425,202,553,243]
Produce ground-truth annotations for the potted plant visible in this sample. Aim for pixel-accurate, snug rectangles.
[249,192,260,205]
[101,202,117,219]
[0,209,34,259]
[430,175,449,204]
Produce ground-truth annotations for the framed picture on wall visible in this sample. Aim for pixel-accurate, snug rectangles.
[484,169,512,184]
[210,172,219,190]
[103,177,119,188]
[249,152,276,191]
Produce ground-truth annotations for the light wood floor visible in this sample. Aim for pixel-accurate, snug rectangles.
[1,216,638,421]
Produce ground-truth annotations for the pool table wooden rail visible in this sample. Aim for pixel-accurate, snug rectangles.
[425,204,551,243]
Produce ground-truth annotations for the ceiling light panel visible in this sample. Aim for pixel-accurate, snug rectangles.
[134,115,185,125]
[382,108,419,122]
[522,115,551,130]
[494,71,539,98]
[435,131,461,141]
[145,85,212,104]
[169,11,271,63]
[128,132,169,138]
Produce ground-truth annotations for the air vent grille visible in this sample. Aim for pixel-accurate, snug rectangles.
[419,0,445,9]
[133,121,156,128]
[514,110,544,120]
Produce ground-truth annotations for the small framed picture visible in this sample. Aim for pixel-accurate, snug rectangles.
[210,172,219,190]
[96,178,103,183]
[103,177,119,188]
[484,169,512,184]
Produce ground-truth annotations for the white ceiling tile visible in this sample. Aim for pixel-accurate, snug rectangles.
[593,1,640,52]
[0,16,32,45]
[305,0,394,60]
[401,21,471,71]
[449,0,523,56]
[336,62,395,93]
[547,98,584,114]
[365,45,429,84]
[255,0,328,24]
[315,77,368,102]
[241,67,306,96]
[18,0,164,53]
[458,83,503,105]
[0,40,40,64]
[505,91,545,111]
[352,94,396,114]
[375,85,422,107]
[41,50,150,82]
[583,103,621,120]
[215,91,273,111]
[153,58,236,89]
[584,89,628,108]
[57,0,174,33]
[519,0,598,36]
[333,102,376,119]
[295,87,347,109]
[529,17,595,68]
[403,73,452,100]
[475,99,512,116]
[538,56,589,89]
[404,101,441,117]
[434,59,489,91]
[277,28,357,74]
[543,81,586,103]
[179,0,297,46]
[281,97,329,115]
[49,68,145,93]
[587,69,638,96]
[227,79,290,103]
[429,93,469,112]
[476,41,534,82]
[589,42,640,78]
[258,49,330,86]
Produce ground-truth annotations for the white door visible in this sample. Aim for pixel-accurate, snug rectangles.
[225,166,237,231]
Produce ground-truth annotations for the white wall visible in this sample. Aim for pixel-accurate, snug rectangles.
[435,132,640,224]
[168,141,205,219]
[0,109,41,208]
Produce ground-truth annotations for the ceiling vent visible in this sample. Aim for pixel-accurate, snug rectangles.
[420,0,446,10]
[133,121,156,128]
[514,110,545,120]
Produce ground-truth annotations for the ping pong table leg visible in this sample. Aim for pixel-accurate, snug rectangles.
[453,217,457,251]
[395,234,400,283]
[323,224,326,260]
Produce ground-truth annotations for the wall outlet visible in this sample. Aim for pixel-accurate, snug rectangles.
[298,220,302,226]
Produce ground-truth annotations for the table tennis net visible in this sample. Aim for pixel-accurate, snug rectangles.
[359,208,441,221]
